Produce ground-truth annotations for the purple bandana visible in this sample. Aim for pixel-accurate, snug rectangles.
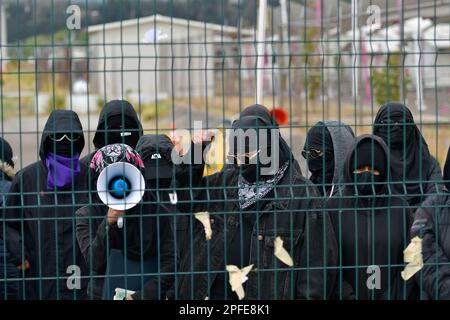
[45,152,80,189]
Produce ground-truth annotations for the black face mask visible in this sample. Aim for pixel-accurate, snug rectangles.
[100,116,141,148]
[354,172,383,195]
[308,154,334,194]
[240,164,258,183]
[45,139,78,157]
[106,131,140,149]
[376,125,409,149]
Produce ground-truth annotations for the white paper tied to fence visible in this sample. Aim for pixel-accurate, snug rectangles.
[113,288,135,300]
[401,236,424,281]
[195,211,212,240]
[274,236,294,267]
[226,264,254,300]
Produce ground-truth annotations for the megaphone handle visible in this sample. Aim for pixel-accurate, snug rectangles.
[117,216,124,229]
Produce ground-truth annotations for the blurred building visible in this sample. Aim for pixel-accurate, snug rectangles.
[87,14,253,103]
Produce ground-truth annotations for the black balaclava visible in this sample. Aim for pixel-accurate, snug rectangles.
[0,137,14,168]
[374,102,414,148]
[232,116,288,183]
[304,123,334,195]
[93,100,143,150]
[103,115,141,148]
[350,138,387,196]
[373,102,433,200]
[44,134,84,157]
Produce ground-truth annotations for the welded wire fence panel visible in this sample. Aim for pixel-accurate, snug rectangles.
[0,0,450,301]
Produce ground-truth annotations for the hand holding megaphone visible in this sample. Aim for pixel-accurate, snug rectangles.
[107,208,125,227]
[97,161,146,229]
[91,144,146,229]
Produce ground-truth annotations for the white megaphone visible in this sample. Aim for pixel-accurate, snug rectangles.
[96,162,146,228]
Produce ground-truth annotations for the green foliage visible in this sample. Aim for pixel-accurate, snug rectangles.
[371,54,412,106]
[139,101,171,121]
[46,90,67,113]
[299,28,322,101]
[97,96,105,111]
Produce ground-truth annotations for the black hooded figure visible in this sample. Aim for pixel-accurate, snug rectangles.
[303,121,355,197]
[443,146,450,191]
[373,102,444,207]
[81,100,143,191]
[0,137,19,300]
[75,144,175,300]
[171,104,337,300]
[135,134,175,205]
[90,100,143,153]
[411,192,450,299]
[3,110,90,300]
[326,135,417,300]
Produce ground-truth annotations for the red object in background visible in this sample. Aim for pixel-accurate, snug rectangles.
[270,108,289,126]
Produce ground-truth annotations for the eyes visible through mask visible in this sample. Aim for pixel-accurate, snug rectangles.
[353,166,383,195]
[49,133,81,143]
[301,148,323,160]
[227,149,261,166]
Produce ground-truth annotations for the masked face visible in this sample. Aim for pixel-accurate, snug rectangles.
[308,153,334,186]
[104,116,140,148]
[46,133,82,157]
[353,171,383,195]
[376,115,412,149]
[230,150,261,183]
[239,164,257,183]
[304,125,335,193]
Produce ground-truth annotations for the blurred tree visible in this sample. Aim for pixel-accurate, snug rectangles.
[371,54,412,106]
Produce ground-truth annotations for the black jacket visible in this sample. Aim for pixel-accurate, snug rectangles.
[326,135,416,300]
[171,160,338,300]
[411,192,450,299]
[76,191,176,300]
[3,110,89,300]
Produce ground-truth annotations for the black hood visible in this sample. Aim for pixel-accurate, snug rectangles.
[304,120,355,196]
[40,110,85,162]
[92,100,143,149]
[373,102,435,199]
[232,104,295,171]
[136,134,175,180]
[343,134,390,195]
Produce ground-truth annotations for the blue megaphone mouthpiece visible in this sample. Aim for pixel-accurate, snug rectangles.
[110,177,130,199]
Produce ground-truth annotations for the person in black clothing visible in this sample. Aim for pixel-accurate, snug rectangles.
[411,192,450,299]
[3,110,89,300]
[81,100,143,197]
[82,100,143,165]
[0,137,19,300]
[135,134,176,206]
[443,146,450,191]
[303,121,355,197]
[326,134,417,300]
[373,102,444,207]
[164,104,337,300]
[75,143,175,300]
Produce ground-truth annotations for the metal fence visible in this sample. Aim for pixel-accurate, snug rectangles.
[1,0,450,300]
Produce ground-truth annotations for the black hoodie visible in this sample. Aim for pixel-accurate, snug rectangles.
[373,102,444,206]
[326,135,417,300]
[80,100,143,201]
[81,100,143,166]
[3,110,90,300]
